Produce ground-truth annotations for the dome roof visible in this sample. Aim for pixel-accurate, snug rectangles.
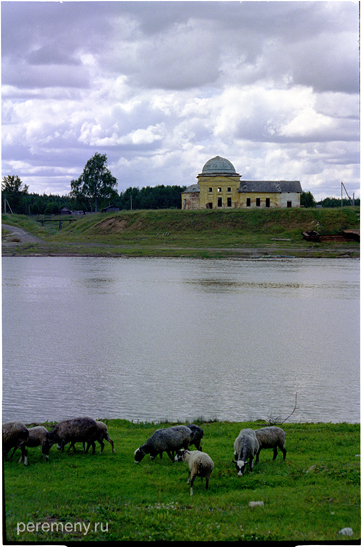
[202,156,237,174]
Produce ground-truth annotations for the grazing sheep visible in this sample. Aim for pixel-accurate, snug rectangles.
[255,426,286,463]
[43,417,98,458]
[12,426,51,462]
[186,424,204,451]
[95,421,115,453]
[66,421,115,454]
[175,449,214,496]
[134,425,192,463]
[3,422,29,466]
[233,428,259,476]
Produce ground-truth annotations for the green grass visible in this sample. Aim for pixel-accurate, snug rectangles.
[3,420,360,542]
[2,208,360,258]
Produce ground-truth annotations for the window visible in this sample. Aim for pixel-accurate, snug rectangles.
[227,197,232,207]
[287,201,292,208]
[256,198,261,207]
[227,187,231,193]
[246,198,251,207]
[218,197,222,207]
[217,187,222,193]
[206,202,213,209]
[266,198,270,208]
[208,187,213,193]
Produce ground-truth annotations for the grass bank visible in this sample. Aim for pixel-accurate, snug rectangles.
[2,207,360,258]
[3,420,360,542]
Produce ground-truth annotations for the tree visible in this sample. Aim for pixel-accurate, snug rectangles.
[2,175,29,214]
[70,153,117,212]
[300,191,316,208]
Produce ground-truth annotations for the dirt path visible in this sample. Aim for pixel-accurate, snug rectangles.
[2,224,44,245]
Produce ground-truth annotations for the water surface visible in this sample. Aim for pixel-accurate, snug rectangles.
[2,257,359,423]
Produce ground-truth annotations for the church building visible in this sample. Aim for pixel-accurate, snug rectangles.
[181,156,302,210]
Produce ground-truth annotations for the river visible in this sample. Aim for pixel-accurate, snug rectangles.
[2,256,359,424]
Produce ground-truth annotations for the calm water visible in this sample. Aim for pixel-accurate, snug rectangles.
[2,257,360,424]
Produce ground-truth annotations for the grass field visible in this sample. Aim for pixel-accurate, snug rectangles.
[3,420,360,543]
[2,207,360,258]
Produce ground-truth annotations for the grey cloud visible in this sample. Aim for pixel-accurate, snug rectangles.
[3,59,90,89]
[27,44,81,66]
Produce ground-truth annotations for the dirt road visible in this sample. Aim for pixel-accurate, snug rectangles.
[2,224,44,245]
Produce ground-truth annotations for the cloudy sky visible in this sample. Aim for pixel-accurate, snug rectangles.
[2,0,360,201]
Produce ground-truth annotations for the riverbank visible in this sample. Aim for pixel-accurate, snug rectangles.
[2,208,360,258]
[3,419,360,543]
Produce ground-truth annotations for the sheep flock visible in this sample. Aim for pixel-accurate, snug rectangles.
[3,418,287,496]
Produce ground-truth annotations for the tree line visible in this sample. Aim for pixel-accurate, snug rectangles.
[1,153,359,215]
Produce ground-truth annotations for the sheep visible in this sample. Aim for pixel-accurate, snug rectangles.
[3,422,29,466]
[134,425,192,463]
[186,423,204,451]
[94,421,115,453]
[174,449,214,496]
[43,417,98,458]
[233,428,259,476]
[65,421,115,454]
[255,426,286,463]
[11,426,51,462]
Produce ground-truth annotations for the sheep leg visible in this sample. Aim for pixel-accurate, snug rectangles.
[273,447,278,460]
[255,449,260,464]
[19,444,28,466]
[85,441,96,454]
[166,450,174,462]
[281,445,287,460]
[205,476,210,490]
[70,442,77,453]
[189,473,196,496]
[99,440,105,453]
[249,456,254,471]
[106,436,115,453]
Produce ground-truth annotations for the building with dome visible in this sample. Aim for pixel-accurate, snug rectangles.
[181,156,302,210]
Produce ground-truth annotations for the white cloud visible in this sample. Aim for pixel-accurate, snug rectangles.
[1,1,359,200]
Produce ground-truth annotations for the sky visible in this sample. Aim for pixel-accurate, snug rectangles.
[1,0,360,202]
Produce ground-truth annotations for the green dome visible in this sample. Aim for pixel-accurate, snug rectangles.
[202,156,236,174]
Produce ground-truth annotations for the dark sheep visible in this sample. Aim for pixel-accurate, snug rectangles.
[65,421,115,454]
[186,424,204,451]
[11,425,50,462]
[44,417,98,458]
[3,422,29,466]
[134,425,192,463]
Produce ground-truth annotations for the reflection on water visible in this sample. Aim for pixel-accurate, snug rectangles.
[2,257,359,424]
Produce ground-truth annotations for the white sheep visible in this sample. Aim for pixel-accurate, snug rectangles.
[175,449,214,496]
[233,428,259,476]
[255,426,286,463]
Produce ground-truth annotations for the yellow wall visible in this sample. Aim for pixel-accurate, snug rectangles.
[198,175,241,209]
[182,175,301,209]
